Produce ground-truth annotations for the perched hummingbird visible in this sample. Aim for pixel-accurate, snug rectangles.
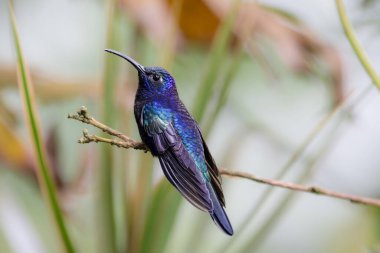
[105,49,233,235]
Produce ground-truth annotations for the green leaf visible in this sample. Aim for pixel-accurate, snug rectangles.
[140,179,182,253]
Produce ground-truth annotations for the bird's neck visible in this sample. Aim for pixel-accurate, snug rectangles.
[135,86,179,104]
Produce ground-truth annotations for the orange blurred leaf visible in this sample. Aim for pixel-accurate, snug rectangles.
[168,0,219,43]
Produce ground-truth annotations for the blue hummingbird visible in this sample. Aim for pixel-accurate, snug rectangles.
[105,49,233,235]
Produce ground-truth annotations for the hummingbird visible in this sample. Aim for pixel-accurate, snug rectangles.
[105,49,233,236]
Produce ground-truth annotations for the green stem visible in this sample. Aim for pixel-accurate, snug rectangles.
[204,48,243,136]
[192,0,241,123]
[239,123,342,253]
[97,0,118,252]
[335,0,380,89]
[9,3,74,253]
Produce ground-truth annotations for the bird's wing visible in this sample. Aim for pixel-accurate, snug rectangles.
[142,107,213,212]
[197,127,225,206]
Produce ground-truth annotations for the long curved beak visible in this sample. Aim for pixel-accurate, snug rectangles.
[105,49,145,73]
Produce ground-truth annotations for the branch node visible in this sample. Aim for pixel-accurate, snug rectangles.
[310,187,322,194]
[78,106,89,118]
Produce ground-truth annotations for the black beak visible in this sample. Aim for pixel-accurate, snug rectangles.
[105,49,145,73]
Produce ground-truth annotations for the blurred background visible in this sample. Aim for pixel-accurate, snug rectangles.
[1,0,380,252]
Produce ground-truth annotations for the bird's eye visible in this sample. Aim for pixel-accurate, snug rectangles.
[152,73,161,82]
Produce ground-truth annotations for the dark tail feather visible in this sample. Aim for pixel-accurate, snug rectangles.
[207,184,233,236]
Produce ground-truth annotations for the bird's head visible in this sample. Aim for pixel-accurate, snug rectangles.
[105,49,176,95]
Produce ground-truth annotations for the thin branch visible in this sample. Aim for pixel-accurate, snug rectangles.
[78,129,146,150]
[68,106,148,152]
[335,0,380,90]
[220,169,380,207]
[68,106,380,208]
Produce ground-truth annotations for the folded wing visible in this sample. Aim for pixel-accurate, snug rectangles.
[143,110,213,212]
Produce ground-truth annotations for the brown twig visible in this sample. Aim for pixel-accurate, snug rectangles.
[68,106,148,152]
[68,106,380,208]
[220,169,380,207]
[78,129,144,150]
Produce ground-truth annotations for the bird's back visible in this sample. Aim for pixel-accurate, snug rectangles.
[135,97,207,175]
[171,101,210,179]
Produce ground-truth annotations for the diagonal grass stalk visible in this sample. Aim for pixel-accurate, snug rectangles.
[239,85,372,252]
[139,2,184,252]
[203,47,243,136]
[335,0,380,90]
[128,154,153,253]
[8,3,74,253]
[140,179,183,253]
[192,0,241,123]
[97,0,119,252]
[240,130,341,252]
[166,3,242,251]
[220,108,342,252]
[219,88,363,253]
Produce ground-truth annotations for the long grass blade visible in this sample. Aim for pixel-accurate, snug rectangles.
[127,153,154,253]
[140,179,182,253]
[8,3,74,253]
[203,48,243,136]
[335,0,380,90]
[171,3,242,249]
[96,0,119,252]
[239,122,342,252]
[192,0,241,123]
